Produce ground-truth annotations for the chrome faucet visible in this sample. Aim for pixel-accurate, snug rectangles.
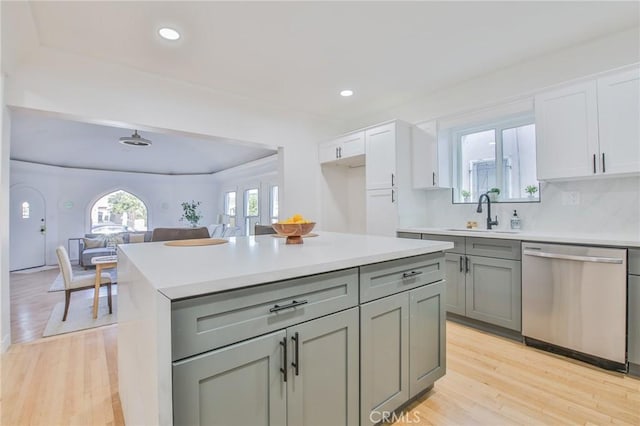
[476,193,499,230]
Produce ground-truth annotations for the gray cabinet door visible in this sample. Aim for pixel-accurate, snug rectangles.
[360,292,409,425]
[409,281,446,397]
[172,330,287,426]
[466,255,522,331]
[629,275,640,365]
[444,253,466,315]
[287,308,359,426]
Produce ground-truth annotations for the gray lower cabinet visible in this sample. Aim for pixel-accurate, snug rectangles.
[629,275,640,367]
[173,308,359,426]
[444,253,465,315]
[172,330,287,426]
[287,308,359,426]
[466,255,522,331]
[418,234,522,332]
[360,281,445,425]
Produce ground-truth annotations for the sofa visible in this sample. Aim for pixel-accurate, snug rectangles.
[79,231,153,267]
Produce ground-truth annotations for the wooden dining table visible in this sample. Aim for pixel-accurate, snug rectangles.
[90,255,117,319]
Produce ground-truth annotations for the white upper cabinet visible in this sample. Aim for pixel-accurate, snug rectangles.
[535,81,599,180]
[597,69,640,175]
[412,121,448,189]
[365,122,397,190]
[318,131,365,166]
[535,67,640,180]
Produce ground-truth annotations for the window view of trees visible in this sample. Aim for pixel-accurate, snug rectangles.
[91,190,148,234]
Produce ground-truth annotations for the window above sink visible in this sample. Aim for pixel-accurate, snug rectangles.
[439,101,541,204]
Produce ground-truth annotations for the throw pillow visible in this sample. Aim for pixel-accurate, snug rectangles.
[83,237,105,249]
[129,233,145,243]
[106,235,125,246]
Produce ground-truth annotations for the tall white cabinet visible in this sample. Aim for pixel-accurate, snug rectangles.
[364,121,428,236]
[535,67,640,180]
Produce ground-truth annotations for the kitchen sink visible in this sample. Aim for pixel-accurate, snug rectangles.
[444,228,520,234]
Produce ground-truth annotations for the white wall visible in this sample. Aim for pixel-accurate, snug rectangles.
[336,27,640,240]
[10,160,219,265]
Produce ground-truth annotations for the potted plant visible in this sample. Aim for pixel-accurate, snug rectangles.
[488,188,500,202]
[461,190,471,202]
[180,200,203,227]
[525,185,538,199]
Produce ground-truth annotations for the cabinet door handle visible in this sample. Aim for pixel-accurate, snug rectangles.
[280,337,287,382]
[432,172,436,186]
[391,189,395,203]
[291,332,300,376]
[391,173,395,186]
[270,299,308,313]
[335,147,339,159]
[465,256,470,274]
[459,256,464,272]
[593,154,596,174]
[602,152,606,173]
[402,271,423,279]
[338,147,342,158]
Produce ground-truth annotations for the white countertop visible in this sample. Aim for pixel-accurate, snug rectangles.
[118,232,453,300]
[397,227,640,248]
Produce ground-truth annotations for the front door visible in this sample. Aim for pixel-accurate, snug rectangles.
[10,186,46,271]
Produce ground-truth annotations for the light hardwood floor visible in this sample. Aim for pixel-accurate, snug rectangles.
[10,267,113,344]
[2,319,638,425]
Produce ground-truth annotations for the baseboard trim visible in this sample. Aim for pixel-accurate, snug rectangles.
[629,362,640,377]
[447,312,523,342]
[1,332,11,353]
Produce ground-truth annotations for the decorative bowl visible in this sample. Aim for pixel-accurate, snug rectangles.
[271,222,316,244]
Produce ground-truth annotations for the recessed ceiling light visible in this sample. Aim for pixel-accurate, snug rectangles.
[340,89,354,97]
[158,27,180,41]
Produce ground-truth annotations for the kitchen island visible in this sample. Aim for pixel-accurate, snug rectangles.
[117,232,452,426]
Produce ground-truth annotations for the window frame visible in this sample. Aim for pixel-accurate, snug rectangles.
[451,113,539,204]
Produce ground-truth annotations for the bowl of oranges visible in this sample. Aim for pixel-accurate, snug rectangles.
[272,214,316,244]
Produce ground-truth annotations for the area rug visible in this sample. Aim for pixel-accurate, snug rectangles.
[42,295,117,337]
[49,267,117,292]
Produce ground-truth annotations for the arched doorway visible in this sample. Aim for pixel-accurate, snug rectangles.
[90,190,148,234]
[10,186,46,271]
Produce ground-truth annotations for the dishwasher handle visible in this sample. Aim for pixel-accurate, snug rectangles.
[522,249,623,264]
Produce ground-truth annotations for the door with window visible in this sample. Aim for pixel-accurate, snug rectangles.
[244,187,260,235]
[10,186,46,271]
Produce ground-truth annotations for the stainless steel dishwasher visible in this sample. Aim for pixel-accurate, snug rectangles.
[522,242,627,371]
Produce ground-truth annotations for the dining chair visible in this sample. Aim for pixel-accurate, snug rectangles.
[254,224,277,235]
[55,246,112,321]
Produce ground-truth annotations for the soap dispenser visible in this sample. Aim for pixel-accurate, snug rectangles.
[510,210,521,230]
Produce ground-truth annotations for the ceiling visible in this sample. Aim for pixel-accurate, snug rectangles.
[23,1,640,122]
[10,110,277,175]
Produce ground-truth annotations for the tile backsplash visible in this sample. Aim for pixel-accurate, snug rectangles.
[423,176,640,240]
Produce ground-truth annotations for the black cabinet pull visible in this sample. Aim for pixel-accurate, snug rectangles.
[432,172,436,186]
[338,147,342,158]
[593,154,596,174]
[402,271,423,279]
[336,147,339,159]
[280,337,287,382]
[459,256,464,272]
[391,189,395,203]
[291,332,300,376]
[602,153,606,173]
[391,173,395,186]
[270,299,308,313]
[465,256,470,274]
